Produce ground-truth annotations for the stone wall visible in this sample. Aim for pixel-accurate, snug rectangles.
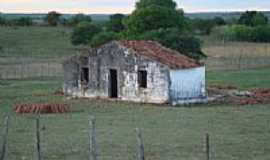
[63,42,170,104]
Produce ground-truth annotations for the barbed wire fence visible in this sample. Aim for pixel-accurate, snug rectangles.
[0,114,215,160]
[1,55,270,80]
[0,56,64,80]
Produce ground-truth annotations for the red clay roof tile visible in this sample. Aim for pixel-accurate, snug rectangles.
[118,40,202,69]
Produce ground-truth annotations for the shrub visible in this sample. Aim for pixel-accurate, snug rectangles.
[231,25,253,41]
[189,18,216,35]
[68,14,92,26]
[213,25,270,43]
[138,28,206,59]
[90,32,120,47]
[0,16,7,25]
[252,26,270,42]
[71,22,102,45]
[45,11,62,26]
[238,11,268,27]
[106,14,126,33]
[14,17,33,26]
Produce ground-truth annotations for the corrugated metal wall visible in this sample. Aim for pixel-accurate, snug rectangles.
[169,66,206,103]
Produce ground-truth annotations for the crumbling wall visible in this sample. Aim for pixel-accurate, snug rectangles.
[63,42,169,103]
[95,41,170,103]
[63,55,80,96]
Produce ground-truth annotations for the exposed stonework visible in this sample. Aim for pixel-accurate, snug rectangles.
[63,40,207,105]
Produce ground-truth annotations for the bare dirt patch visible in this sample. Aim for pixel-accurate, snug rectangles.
[14,103,71,114]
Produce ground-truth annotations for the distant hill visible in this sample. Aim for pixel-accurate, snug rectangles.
[1,11,270,22]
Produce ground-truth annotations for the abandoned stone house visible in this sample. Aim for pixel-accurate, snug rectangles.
[63,40,207,105]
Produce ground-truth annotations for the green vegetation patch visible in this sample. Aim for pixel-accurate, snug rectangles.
[0,74,270,159]
[0,26,79,57]
[207,68,270,90]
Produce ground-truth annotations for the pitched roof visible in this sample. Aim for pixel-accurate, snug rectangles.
[118,40,202,69]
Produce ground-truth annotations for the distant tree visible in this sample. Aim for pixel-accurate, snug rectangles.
[0,16,7,26]
[45,11,62,26]
[71,22,102,45]
[190,18,216,35]
[213,17,226,26]
[14,17,33,26]
[69,14,92,26]
[227,18,238,26]
[138,28,206,59]
[58,17,68,26]
[216,25,270,43]
[232,25,253,41]
[90,31,120,47]
[252,25,270,42]
[124,0,185,34]
[238,11,268,26]
[136,0,177,9]
[107,14,126,32]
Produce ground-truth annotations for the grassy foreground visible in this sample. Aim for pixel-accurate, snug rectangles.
[0,68,270,160]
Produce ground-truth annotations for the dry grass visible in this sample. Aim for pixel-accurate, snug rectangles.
[203,41,270,58]
[201,36,270,70]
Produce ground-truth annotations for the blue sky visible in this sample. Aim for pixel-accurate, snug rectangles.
[1,0,270,13]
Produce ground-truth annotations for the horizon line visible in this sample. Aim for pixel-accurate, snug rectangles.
[2,10,270,15]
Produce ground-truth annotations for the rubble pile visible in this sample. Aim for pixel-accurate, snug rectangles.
[208,85,270,106]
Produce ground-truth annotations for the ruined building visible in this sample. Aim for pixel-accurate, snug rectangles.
[63,40,207,105]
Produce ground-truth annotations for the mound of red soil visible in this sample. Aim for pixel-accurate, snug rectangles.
[14,103,71,114]
[238,98,261,105]
[238,89,270,105]
[252,89,270,99]
[54,90,64,96]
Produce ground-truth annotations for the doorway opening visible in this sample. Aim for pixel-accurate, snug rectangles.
[81,67,89,83]
[109,69,118,98]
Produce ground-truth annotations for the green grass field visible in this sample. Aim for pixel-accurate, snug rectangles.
[0,26,270,159]
[0,26,80,57]
[207,68,270,90]
[0,68,270,160]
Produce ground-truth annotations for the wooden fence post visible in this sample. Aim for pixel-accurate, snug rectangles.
[36,117,43,160]
[0,115,10,160]
[136,128,145,160]
[206,133,210,160]
[89,116,98,160]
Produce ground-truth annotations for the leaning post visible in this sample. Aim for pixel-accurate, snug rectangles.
[206,133,210,160]
[136,128,145,160]
[0,115,10,160]
[89,116,98,160]
[36,116,43,160]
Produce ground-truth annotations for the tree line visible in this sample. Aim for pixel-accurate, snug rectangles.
[0,12,92,27]
[190,11,270,42]
[1,0,269,59]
